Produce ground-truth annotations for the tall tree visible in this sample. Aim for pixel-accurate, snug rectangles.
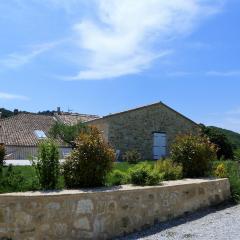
[49,122,89,148]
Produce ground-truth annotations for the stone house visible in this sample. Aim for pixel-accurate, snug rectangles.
[87,102,200,160]
[0,111,98,160]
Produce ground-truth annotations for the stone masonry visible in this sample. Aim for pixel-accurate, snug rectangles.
[87,102,200,159]
[0,178,230,240]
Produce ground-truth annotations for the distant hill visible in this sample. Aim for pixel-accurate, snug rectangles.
[208,126,240,149]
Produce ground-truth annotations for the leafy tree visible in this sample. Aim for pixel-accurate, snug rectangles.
[200,124,234,160]
[49,122,89,148]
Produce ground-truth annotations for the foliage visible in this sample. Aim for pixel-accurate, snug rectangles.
[154,159,183,180]
[33,139,60,190]
[200,124,234,159]
[62,126,115,188]
[234,148,240,161]
[214,163,228,178]
[49,121,89,148]
[207,126,240,150]
[212,161,240,202]
[0,165,39,193]
[0,144,6,169]
[171,134,217,178]
[106,170,129,186]
[122,150,142,164]
[129,162,161,186]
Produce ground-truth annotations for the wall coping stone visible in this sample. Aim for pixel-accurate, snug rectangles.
[0,178,228,197]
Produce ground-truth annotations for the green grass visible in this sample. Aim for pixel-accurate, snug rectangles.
[113,161,154,172]
[0,161,154,193]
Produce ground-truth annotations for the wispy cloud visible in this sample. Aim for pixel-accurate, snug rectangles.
[166,69,240,77]
[205,106,240,133]
[0,92,29,100]
[206,70,240,77]
[64,0,223,80]
[0,41,60,69]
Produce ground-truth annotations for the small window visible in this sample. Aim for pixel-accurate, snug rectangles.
[34,130,47,139]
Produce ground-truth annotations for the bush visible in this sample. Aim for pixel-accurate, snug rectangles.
[171,135,217,178]
[214,163,228,178]
[0,144,6,169]
[33,139,60,190]
[106,170,129,186]
[123,150,141,164]
[154,159,183,180]
[0,165,27,193]
[63,126,115,188]
[129,162,161,186]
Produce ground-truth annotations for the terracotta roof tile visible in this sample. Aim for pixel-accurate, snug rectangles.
[0,114,58,146]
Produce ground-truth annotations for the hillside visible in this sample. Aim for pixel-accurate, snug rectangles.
[208,126,240,149]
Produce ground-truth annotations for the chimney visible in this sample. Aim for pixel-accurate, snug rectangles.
[57,107,61,114]
[13,109,19,115]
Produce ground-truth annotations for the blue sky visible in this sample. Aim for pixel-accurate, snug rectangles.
[0,0,240,132]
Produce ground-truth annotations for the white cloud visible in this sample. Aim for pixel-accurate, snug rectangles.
[66,0,223,80]
[0,92,29,100]
[206,70,240,77]
[0,41,59,69]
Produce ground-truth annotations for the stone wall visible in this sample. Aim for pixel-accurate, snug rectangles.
[0,178,230,240]
[88,103,200,159]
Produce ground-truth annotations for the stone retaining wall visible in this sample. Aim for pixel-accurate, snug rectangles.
[0,179,230,240]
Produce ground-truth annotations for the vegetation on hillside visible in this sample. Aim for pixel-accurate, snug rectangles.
[200,124,234,159]
[208,126,240,150]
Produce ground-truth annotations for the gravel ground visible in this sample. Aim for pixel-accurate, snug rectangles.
[117,203,240,240]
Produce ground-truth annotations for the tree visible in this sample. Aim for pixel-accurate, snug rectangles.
[200,124,234,160]
[49,122,89,148]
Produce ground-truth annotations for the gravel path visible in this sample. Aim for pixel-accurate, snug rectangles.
[117,203,240,240]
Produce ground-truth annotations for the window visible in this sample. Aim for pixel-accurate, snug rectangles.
[34,130,47,139]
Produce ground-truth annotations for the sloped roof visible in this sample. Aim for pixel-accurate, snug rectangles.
[0,114,59,146]
[0,112,100,147]
[88,101,199,127]
[54,113,99,125]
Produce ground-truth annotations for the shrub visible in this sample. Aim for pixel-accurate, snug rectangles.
[0,144,6,169]
[154,159,183,180]
[123,150,142,164]
[129,162,161,186]
[63,126,115,188]
[0,165,26,193]
[33,139,60,190]
[106,170,129,186]
[214,163,228,178]
[171,135,217,178]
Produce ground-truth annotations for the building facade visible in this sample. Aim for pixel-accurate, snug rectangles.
[88,102,200,160]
